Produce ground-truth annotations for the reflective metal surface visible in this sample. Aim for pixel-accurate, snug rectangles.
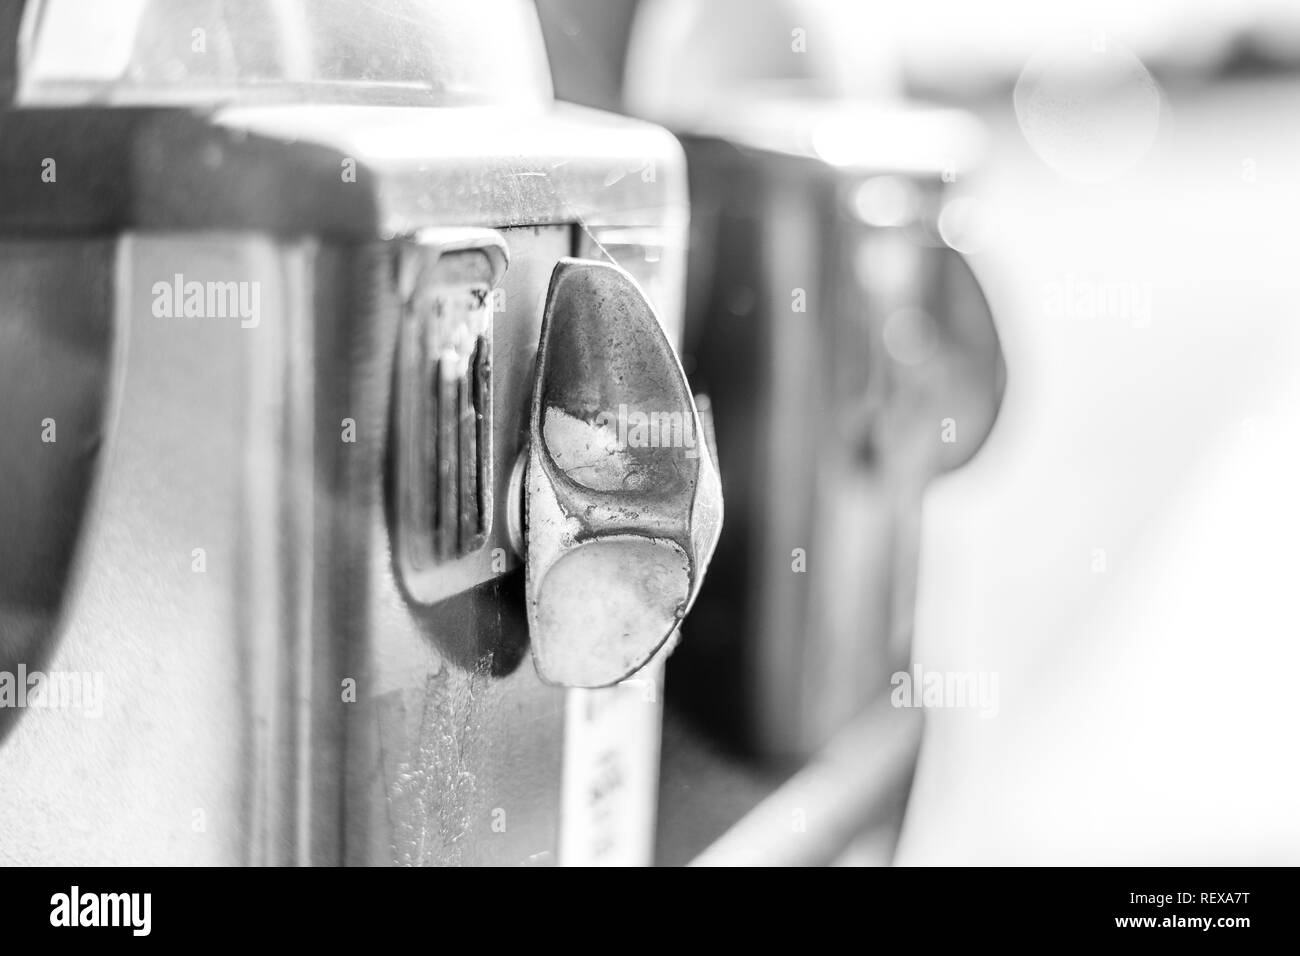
[526,259,721,687]
[0,0,696,867]
[16,0,552,107]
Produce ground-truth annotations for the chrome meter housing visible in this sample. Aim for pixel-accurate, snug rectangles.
[0,0,702,866]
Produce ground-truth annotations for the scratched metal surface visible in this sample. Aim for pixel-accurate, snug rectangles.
[0,104,687,245]
[337,226,572,866]
[0,99,688,864]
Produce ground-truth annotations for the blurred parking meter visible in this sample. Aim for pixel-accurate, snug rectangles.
[626,0,1005,786]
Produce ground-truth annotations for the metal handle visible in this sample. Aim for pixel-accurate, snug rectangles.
[524,258,722,687]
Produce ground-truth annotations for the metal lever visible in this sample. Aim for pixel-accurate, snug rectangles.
[523,258,722,688]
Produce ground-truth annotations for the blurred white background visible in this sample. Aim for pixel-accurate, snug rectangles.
[900,14,1300,863]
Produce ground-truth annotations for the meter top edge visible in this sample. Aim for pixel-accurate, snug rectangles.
[0,0,686,237]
